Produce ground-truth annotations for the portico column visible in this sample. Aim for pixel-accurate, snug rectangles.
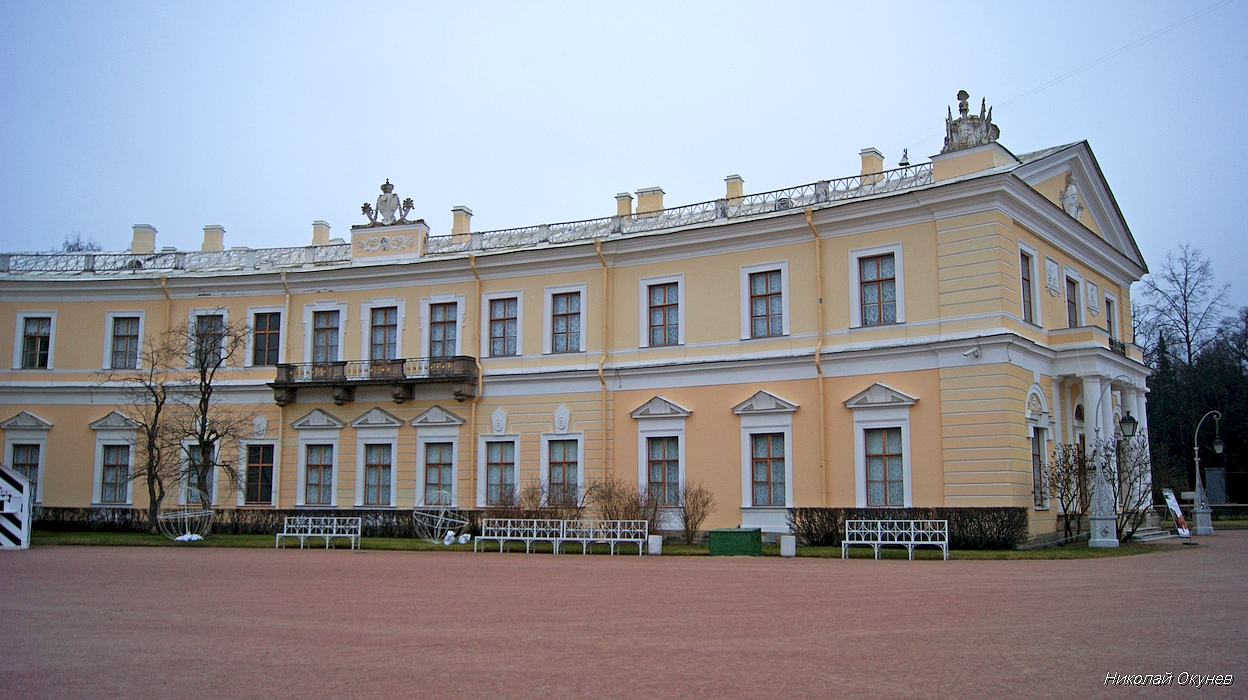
[1082,375,1119,547]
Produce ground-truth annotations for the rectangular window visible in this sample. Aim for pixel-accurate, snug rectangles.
[551,292,581,353]
[424,442,454,506]
[101,444,129,503]
[187,444,213,501]
[194,314,224,367]
[370,307,398,361]
[110,316,140,369]
[21,316,51,369]
[489,298,518,357]
[305,444,334,505]
[865,428,903,507]
[485,441,515,506]
[859,254,897,326]
[1032,428,1045,508]
[648,282,679,347]
[751,433,785,507]
[749,271,783,338]
[245,444,274,504]
[1105,298,1116,339]
[1020,251,1035,324]
[252,312,281,366]
[429,303,457,358]
[12,444,40,501]
[313,311,339,363]
[647,436,680,506]
[364,444,392,506]
[548,440,579,506]
[1066,278,1079,329]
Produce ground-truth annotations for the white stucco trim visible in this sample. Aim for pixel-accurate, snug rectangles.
[4,427,49,504]
[543,283,589,354]
[354,426,399,508]
[1017,240,1043,327]
[419,293,466,357]
[1063,266,1085,327]
[301,300,347,364]
[236,438,279,507]
[737,412,795,510]
[295,427,341,508]
[849,243,905,328]
[242,305,285,368]
[638,273,685,348]
[738,261,790,340]
[102,310,146,370]
[415,424,461,507]
[539,432,584,505]
[13,310,57,370]
[360,296,407,361]
[849,405,913,508]
[476,434,521,508]
[480,290,524,358]
[92,428,135,506]
[187,307,229,367]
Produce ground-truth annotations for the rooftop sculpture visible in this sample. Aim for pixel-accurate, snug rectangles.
[942,90,1000,154]
[360,179,415,227]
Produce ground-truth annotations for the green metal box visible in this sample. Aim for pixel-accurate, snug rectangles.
[708,527,762,556]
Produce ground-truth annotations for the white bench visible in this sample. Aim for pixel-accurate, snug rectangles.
[275,516,362,550]
[841,519,948,560]
[474,519,649,555]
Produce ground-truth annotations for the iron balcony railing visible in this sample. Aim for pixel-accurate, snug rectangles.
[424,163,933,255]
[1109,338,1127,356]
[272,356,476,385]
[0,244,352,274]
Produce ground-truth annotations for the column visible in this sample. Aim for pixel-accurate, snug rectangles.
[1082,375,1118,548]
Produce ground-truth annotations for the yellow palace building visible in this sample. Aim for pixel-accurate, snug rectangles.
[0,93,1150,538]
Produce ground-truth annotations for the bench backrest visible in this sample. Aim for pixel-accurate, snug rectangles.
[845,519,947,543]
[479,519,648,540]
[282,516,362,535]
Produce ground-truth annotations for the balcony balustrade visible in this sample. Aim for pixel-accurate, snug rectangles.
[269,356,477,406]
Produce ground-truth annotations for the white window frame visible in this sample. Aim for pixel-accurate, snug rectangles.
[360,297,407,363]
[416,425,461,508]
[635,416,687,507]
[295,429,341,508]
[739,415,794,511]
[302,301,347,364]
[13,310,57,370]
[244,305,285,368]
[1103,291,1119,340]
[851,406,912,508]
[236,438,279,507]
[1063,266,1085,328]
[638,273,685,348]
[849,243,905,328]
[738,262,790,340]
[179,439,220,506]
[92,431,135,506]
[480,290,524,358]
[5,431,49,504]
[476,434,521,507]
[1017,241,1042,327]
[101,310,146,370]
[420,293,466,358]
[354,427,399,508]
[187,308,229,368]
[543,283,589,354]
[539,432,584,506]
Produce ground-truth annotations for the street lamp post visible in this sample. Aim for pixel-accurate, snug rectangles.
[1192,410,1224,536]
[1089,375,1137,548]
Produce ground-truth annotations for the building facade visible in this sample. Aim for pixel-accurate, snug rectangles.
[0,94,1150,536]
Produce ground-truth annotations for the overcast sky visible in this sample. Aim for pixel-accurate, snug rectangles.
[2,1,1246,307]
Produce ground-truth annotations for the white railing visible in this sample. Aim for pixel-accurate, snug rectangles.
[474,518,649,555]
[841,519,948,560]
[1,244,352,274]
[275,516,362,550]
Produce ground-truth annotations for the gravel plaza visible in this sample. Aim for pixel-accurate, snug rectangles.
[2,533,1244,699]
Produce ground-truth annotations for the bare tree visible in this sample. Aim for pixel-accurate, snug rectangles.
[1048,443,1091,539]
[1089,434,1155,543]
[58,233,102,252]
[100,330,183,532]
[676,480,716,545]
[167,317,257,510]
[585,475,661,533]
[1137,244,1230,368]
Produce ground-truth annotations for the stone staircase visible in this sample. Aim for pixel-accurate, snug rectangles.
[1130,526,1178,543]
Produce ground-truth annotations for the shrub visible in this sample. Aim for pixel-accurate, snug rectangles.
[786,507,1030,550]
[36,507,487,538]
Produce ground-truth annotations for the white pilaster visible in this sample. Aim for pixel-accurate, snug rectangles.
[1082,375,1118,548]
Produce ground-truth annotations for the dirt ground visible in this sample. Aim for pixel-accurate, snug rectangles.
[2,533,1244,699]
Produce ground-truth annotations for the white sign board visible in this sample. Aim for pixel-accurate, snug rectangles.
[0,464,32,549]
[1163,488,1190,539]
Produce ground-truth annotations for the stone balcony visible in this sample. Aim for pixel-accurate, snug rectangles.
[269,356,477,406]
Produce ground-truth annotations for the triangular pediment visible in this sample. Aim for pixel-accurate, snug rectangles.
[630,396,691,419]
[1014,142,1147,275]
[732,390,798,415]
[349,407,403,428]
[0,410,53,430]
[843,383,917,409]
[89,411,140,430]
[410,405,465,426]
[291,409,345,430]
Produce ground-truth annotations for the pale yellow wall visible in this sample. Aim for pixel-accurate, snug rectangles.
[1031,172,1102,237]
